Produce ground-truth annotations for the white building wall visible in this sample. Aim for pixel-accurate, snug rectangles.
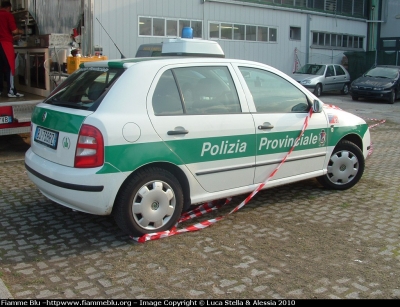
[92,0,368,76]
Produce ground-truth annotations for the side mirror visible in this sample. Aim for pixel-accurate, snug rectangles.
[312,99,322,113]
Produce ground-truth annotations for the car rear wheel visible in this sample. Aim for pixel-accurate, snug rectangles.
[113,167,184,237]
[341,83,349,95]
[388,89,395,104]
[351,96,358,101]
[313,84,322,97]
[316,140,365,190]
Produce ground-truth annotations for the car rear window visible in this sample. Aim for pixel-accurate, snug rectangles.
[44,67,124,111]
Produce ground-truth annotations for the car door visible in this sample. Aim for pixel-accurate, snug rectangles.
[148,63,256,193]
[324,65,337,92]
[334,65,349,91]
[233,64,329,184]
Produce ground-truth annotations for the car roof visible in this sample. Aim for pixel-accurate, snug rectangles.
[79,56,271,70]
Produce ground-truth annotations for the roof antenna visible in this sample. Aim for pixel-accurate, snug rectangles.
[96,18,126,59]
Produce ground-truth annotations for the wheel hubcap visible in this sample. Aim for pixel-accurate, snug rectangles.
[327,150,359,185]
[131,180,176,231]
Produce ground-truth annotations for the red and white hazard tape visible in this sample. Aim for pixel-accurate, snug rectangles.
[132,108,314,243]
[364,117,386,157]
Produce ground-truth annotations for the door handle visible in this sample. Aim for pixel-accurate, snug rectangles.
[258,122,274,130]
[167,126,189,135]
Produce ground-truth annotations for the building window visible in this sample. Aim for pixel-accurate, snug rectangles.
[290,26,301,40]
[139,17,151,36]
[246,25,257,41]
[311,31,364,50]
[221,23,233,40]
[234,24,245,40]
[231,0,367,18]
[269,28,277,42]
[383,40,397,48]
[318,33,325,46]
[153,18,165,36]
[210,23,219,39]
[166,20,178,36]
[192,21,202,38]
[139,17,202,38]
[209,22,277,43]
[258,26,268,42]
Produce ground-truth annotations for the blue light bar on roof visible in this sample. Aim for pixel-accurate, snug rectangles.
[181,27,193,39]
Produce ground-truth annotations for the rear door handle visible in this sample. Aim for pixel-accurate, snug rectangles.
[167,126,189,135]
[257,122,274,130]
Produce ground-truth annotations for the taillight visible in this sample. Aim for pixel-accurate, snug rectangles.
[74,124,104,168]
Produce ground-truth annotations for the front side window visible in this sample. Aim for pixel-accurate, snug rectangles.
[239,67,309,113]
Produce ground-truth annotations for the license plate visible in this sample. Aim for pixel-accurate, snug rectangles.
[34,126,59,149]
[0,115,12,124]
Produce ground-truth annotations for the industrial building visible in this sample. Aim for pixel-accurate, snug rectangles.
[7,0,400,98]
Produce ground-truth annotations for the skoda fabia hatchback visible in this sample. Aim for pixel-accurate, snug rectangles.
[25,38,371,237]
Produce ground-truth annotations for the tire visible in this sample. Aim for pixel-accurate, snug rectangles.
[113,167,184,237]
[313,84,322,97]
[388,89,395,104]
[341,83,349,95]
[351,96,358,101]
[316,140,365,190]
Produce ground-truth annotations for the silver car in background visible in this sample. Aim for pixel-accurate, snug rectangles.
[292,64,351,97]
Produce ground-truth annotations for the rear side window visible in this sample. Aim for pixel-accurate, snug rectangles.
[334,65,346,76]
[239,67,309,113]
[152,66,241,115]
[44,67,124,111]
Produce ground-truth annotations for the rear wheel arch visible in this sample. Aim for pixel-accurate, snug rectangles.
[113,162,191,216]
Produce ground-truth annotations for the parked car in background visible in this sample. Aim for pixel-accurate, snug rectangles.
[292,64,351,97]
[350,65,400,104]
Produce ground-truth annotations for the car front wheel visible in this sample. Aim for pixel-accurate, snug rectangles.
[314,84,322,97]
[351,96,358,101]
[317,140,365,190]
[388,89,395,104]
[113,167,184,237]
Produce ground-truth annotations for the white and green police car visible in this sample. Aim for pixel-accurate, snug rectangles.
[25,37,371,237]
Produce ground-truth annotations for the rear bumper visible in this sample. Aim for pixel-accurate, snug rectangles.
[25,148,127,215]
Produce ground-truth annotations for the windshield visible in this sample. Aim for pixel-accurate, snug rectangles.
[364,67,399,79]
[295,64,325,75]
[44,67,124,111]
